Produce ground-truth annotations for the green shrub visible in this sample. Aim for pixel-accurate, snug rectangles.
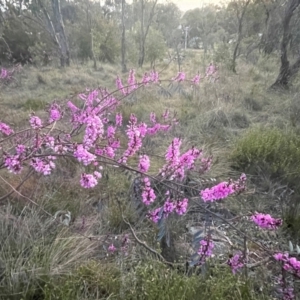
[23,98,47,111]
[122,261,262,300]
[43,261,121,300]
[231,127,300,189]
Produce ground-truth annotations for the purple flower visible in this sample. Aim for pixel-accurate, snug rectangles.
[163,199,175,216]
[251,213,282,229]
[200,182,234,202]
[4,154,23,174]
[191,74,201,85]
[29,116,43,129]
[0,122,14,135]
[30,157,56,175]
[80,173,99,188]
[227,253,244,274]
[108,244,117,253]
[138,155,150,173]
[116,113,123,126]
[198,237,214,262]
[148,207,162,223]
[49,103,62,123]
[175,198,188,215]
[141,177,156,205]
[74,145,96,165]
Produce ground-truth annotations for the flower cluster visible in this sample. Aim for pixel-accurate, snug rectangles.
[4,154,23,174]
[48,103,62,123]
[0,122,14,135]
[251,213,282,230]
[0,68,8,79]
[200,173,246,202]
[227,253,244,274]
[205,63,217,77]
[30,156,56,175]
[201,182,235,202]
[198,236,214,263]
[173,71,185,82]
[80,171,102,189]
[275,276,295,300]
[138,155,150,173]
[141,177,156,205]
[274,253,300,277]
[29,115,43,129]
[74,145,96,166]
[148,207,162,223]
[191,73,201,85]
[175,198,188,215]
[127,69,138,92]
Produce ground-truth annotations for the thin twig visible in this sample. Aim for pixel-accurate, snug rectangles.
[122,215,175,267]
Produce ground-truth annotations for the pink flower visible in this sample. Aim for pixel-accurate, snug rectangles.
[141,177,156,205]
[116,113,122,126]
[200,182,234,202]
[4,154,23,174]
[74,145,96,165]
[162,109,169,120]
[0,68,8,79]
[191,73,201,85]
[150,71,159,83]
[108,244,117,253]
[49,103,62,123]
[116,76,126,95]
[138,155,150,173]
[0,122,14,135]
[16,144,26,154]
[80,173,99,188]
[83,115,104,149]
[165,138,181,166]
[198,237,214,262]
[142,72,151,85]
[251,213,282,229]
[227,253,244,274]
[150,112,156,123]
[175,198,188,215]
[29,116,43,129]
[127,69,137,92]
[30,157,55,175]
[107,126,116,139]
[163,199,175,216]
[148,207,162,223]
[173,72,185,82]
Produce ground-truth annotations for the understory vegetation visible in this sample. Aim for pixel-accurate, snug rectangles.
[0,51,300,299]
[1,0,300,299]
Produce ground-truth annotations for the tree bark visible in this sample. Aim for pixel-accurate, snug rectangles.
[231,0,250,73]
[271,0,300,88]
[121,0,127,73]
[51,0,70,67]
[86,0,97,70]
[138,0,158,68]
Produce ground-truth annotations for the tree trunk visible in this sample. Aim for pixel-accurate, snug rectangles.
[51,0,70,67]
[138,0,145,68]
[121,0,127,73]
[231,0,250,73]
[138,0,158,68]
[86,0,97,70]
[271,0,300,89]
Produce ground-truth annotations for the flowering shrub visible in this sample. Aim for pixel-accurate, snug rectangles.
[0,67,295,299]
